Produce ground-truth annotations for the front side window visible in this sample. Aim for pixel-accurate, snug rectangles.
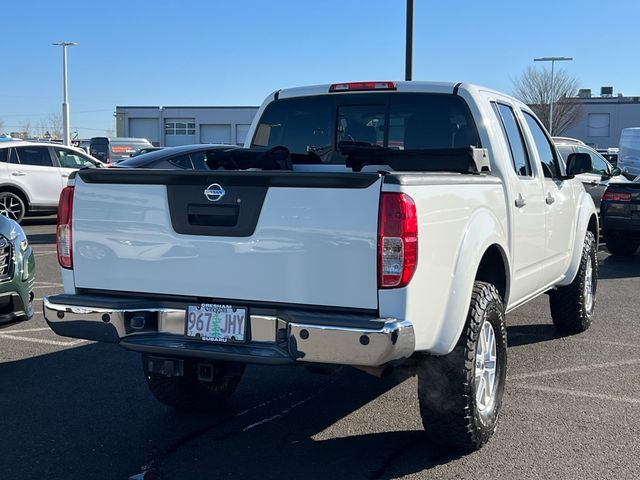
[492,103,532,177]
[578,147,609,175]
[14,147,53,167]
[522,112,560,178]
[54,148,97,168]
[0,148,7,163]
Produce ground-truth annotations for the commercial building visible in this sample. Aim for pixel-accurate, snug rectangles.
[563,87,640,149]
[115,106,259,147]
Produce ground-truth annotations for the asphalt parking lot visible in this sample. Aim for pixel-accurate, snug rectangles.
[1,217,639,480]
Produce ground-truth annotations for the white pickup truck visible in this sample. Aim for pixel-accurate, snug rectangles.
[44,81,598,450]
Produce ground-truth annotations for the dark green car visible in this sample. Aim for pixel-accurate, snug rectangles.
[0,216,35,328]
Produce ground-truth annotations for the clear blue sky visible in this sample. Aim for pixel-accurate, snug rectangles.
[3,0,638,138]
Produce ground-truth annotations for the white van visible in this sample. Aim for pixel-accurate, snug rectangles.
[618,128,640,177]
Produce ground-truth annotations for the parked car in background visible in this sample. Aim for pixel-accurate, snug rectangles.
[552,136,585,146]
[116,144,237,169]
[0,215,35,328]
[618,128,640,178]
[0,141,103,223]
[89,137,153,164]
[600,181,640,256]
[554,138,628,211]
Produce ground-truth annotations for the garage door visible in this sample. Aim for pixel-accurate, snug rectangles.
[129,118,159,145]
[201,124,231,144]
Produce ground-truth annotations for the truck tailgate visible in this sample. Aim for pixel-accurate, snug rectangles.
[71,170,382,310]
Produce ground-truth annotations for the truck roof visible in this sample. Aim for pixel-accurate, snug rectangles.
[274,80,529,110]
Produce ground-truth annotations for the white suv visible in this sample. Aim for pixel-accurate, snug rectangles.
[0,141,103,223]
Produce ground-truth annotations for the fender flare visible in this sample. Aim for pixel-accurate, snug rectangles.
[556,190,598,286]
[431,207,510,355]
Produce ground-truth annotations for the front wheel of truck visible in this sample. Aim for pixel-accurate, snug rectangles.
[142,355,245,412]
[417,281,507,451]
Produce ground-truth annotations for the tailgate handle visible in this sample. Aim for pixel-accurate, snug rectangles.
[187,204,239,227]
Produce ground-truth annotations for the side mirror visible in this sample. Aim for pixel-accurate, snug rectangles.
[611,166,622,176]
[566,153,593,175]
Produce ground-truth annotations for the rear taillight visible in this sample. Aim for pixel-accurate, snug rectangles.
[378,193,418,288]
[57,186,74,269]
[603,191,632,202]
[329,81,397,92]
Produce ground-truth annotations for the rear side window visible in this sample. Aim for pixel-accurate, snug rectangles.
[522,112,561,178]
[251,93,480,164]
[168,154,193,169]
[492,103,532,177]
[14,147,53,167]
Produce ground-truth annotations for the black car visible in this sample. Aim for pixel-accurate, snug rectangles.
[116,144,238,170]
[601,181,640,256]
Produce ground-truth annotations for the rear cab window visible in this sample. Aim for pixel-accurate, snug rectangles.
[251,93,481,165]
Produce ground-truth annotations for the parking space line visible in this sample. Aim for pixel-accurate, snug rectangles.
[510,358,640,381]
[0,333,85,347]
[34,251,56,256]
[2,327,50,333]
[509,332,640,349]
[513,384,640,405]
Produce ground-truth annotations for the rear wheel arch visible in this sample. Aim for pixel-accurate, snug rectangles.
[587,214,599,246]
[475,244,510,305]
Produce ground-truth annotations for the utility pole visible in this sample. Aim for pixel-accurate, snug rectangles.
[405,0,413,81]
[52,42,78,145]
[533,56,573,135]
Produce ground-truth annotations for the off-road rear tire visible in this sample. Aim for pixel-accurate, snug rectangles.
[549,230,597,333]
[142,355,245,412]
[604,233,639,256]
[417,281,507,451]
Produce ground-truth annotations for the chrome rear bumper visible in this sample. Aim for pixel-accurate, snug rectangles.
[43,296,415,367]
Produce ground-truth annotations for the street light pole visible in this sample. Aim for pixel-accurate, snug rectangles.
[533,56,572,135]
[52,42,78,146]
[405,0,413,81]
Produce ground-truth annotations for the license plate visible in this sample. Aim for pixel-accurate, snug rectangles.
[185,304,247,343]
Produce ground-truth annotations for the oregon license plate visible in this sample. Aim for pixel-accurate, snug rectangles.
[185,304,247,343]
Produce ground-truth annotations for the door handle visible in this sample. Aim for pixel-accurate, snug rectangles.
[11,171,25,177]
[546,193,556,205]
[515,194,526,208]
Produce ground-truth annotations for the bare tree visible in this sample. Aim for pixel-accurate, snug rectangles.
[47,112,63,139]
[512,66,582,136]
[20,120,33,139]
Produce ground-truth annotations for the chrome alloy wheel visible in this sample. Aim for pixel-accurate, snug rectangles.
[474,320,497,413]
[584,256,594,314]
[0,194,23,221]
